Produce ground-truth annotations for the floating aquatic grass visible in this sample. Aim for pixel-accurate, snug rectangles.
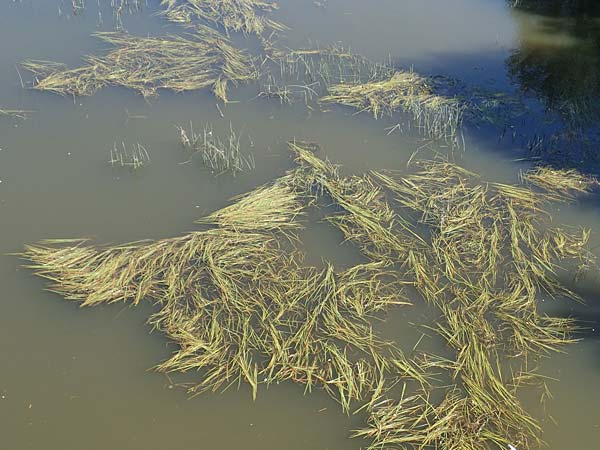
[320,71,464,141]
[374,166,591,448]
[377,161,594,300]
[522,166,599,200]
[258,45,394,105]
[22,141,595,448]
[177,122,255,175]
[22,26,255,102]
[160,0,287,35]
[288,141,425,264]
[288,142,594,450]
[21,172,415,411]
[196,180,302,234]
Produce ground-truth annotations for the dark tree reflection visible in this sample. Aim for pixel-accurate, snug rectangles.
[507,1,600,167]
[512,0,600,16]
[508,0,600,123]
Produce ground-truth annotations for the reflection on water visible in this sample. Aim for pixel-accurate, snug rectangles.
[1,1,600,450]
[508,0,600,166]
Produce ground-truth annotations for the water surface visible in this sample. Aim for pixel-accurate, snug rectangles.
[1,1,599,449]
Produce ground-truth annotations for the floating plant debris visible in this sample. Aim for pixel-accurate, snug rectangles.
[177,122,255,175]
[21,171,417,412]
[288,141,424,264]
[522,166,599,200]
[320,71,464,141]
[289,142,594,449]
[258,45,394,105]
[22,26,255,102]
[21,141,596,449]
[160,0,287,35]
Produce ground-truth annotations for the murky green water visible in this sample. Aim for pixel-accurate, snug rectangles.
[1,1,599,449]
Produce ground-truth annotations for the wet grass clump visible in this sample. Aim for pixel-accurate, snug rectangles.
[22,26,255,102]
[320,71,464,141]
[258,46,394,105]
[21,173,417,412]
[522,166,599,200]
[290,142,594,450]
[160,0,287,35]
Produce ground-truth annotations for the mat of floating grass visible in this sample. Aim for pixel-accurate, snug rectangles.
[319,71,464,141]
[21,141,597,449]
[22,26,255,102]
[160,0,287,35]
[289,142,595,450]
[522,165,599,200]
[257,45,394,105]
[21,174,420,411]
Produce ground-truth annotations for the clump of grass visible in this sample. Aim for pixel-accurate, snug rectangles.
[288,141,425,263]
[320,71,464,141]
[109,141,150,170]
[196,179,303,234]
[177,122,255,175]
[21,173,416,411]
[522,166,599,200]
[22,26,255,102]
[160,0,287,35]
[257,45,393,106]
[288,142,594,450]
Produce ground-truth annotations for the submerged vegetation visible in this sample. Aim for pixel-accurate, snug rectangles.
[67,0,146,15]
[177,122,255,175]
[258,47,525,142]
[0,108,30,119]
[65,0,146,29]
[256,45,396,111]
[109,141,150,170]
[22,26,255,102]
[22,140,597,449]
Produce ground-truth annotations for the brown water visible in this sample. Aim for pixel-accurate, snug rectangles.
[1,1,600,449]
